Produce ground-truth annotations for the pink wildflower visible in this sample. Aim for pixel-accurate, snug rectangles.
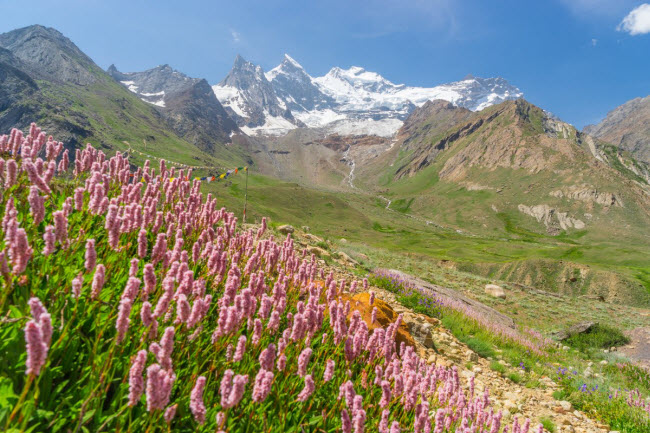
[190,376,207,424]
[42,225,55,256]
[233,335,246,362]
[323,359,335,382]
[128,350,147,406]
[52,210,68,245]
[25,320,48,376]
[138,229,148,258]
[259,343,276,371]
[297,374,315,402]
[91,264,106,299]
[28,186,45,225]
[71,273,83,298]
[164,404,177,423]
[115,297,133,343]
[341,410,352,433]
[252,368,274,402]
[11,228,33,274]
[85,239,96,272]
[297,347,313,377]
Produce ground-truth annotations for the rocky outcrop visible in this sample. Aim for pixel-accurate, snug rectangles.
[518,204,585,233]
[552,322,597,341]
[549,186,622,207]
[343,292,416,348]
[584,95,650,164]
[0,25,99,85]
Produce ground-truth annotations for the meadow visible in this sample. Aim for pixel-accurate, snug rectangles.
[1,124,553,432]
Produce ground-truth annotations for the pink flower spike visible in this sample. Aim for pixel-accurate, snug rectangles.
[164,404,177,423]
[296,374,315,402]
[84,239,97,272]
[91,264,106,299]
[190,376,207,424]
[115,297,133,343]
[127,350,147,406]
[25,320,48,376]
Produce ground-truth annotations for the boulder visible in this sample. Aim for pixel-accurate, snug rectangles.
[337,251,358,266]
[485,284,506,299]
[342,292,416,349]
[552,321,597,341]
[407,320,438,350]
[303,233,324,243]
[277,224,294,234]
[306,246,329,258]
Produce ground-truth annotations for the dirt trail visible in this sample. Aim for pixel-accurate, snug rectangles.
[619,322,650,370]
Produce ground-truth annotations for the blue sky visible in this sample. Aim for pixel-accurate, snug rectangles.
[1,0,649,128]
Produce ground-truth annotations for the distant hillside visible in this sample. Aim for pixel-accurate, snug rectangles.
[585,95,650,164]
[107,64,241,154]
[0,25,244,166]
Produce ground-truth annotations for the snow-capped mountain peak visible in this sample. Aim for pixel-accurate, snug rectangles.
[322,65,402,93]
[213,54,299,135]
[212,54,523,137]
[266,53,311,83]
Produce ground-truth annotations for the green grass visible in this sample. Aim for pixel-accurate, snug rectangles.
[539,416,556,433]
[465,337,496,359]
[507,372,523,384]
[564,324,631,352]
[490,360,506,374]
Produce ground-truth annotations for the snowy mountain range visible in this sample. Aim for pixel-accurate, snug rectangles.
[108,53,523,138]
[213,54,523,137]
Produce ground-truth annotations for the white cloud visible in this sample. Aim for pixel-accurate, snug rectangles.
[591,38,598,46]
[618,3,650,35]
[230,30,241,43]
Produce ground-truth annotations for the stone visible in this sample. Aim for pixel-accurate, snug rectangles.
[303,233,324,243]
[599,360,607,365]
[485,284,507,299]
[553,321,597,341]
[305,246,329,258]
[277,224,294,234]
[337,251,358,265]
[469,352,479,363]
[342,292,416,349]
[559,401,572,411]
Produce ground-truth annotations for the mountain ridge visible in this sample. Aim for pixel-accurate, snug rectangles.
[107,63,241,153]
[212,53,523,137]
[584,95,650,164]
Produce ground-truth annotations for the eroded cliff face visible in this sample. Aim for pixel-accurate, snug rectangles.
[584,95,650,164]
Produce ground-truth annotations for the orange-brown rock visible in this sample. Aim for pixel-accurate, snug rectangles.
[341,292,416,348]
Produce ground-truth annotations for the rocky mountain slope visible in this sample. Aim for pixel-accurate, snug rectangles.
[584,95,650,164]
[108,64,240,153]
[352,99,650,250]
[212,53,522,137]
[0,25,244,166]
